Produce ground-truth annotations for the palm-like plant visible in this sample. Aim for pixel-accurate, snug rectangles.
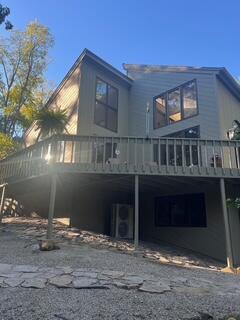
[35,108,69,142]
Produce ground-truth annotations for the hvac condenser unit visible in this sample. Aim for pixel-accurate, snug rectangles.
[110,204,133,239]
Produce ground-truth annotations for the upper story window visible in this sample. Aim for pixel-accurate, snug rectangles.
[153,80,198,129]
[95,78,118,132]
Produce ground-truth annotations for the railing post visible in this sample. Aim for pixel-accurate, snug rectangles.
[134,175,139,249]
[47,174,57,240]
[0,184,6,223]
[220,178,234,268]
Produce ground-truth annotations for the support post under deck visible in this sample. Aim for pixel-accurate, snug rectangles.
[220,178,234,268]
[47,174,57,240]
[0,184,6,223]
[134,175,139,249]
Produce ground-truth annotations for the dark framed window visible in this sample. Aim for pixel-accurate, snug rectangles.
[153,80,198,129]
[155,193,206,227]
[95,78,118,132]
[153,126,201,166]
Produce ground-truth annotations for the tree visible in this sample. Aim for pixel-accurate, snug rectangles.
[0,3,12,30]
[227,120,240,210]
[35,108,69,142]
[0,21,54,137]
[0,132,18,159]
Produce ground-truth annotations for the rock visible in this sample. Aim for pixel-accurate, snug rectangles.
[0,272,22,278]
[122,275,144,285]
[13,265,38,273]
[139,281,171,294]
[72,278,99,288]
[21,278,46,289]
[0,263,13,273]
[159,256,169,263]
[101,270,124,278]
[4,278,24,287]
[38,239,60,251]
[20,272,43,279]
[113,281,139,290]
[72,271,98,278]
[31,244,40,254]
[49,275,73,288]
[56,267,73,274]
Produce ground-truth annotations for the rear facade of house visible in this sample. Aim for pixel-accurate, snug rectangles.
[3,49,240,266]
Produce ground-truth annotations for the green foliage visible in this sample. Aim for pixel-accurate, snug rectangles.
[227,198,240,209]
[0,21,54,137]
[0,132,18,159]
[0,3,12,30]
[35,108,69,141]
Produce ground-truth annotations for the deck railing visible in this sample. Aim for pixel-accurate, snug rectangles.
[0,134,240,183]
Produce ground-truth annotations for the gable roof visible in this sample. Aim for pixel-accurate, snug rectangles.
[123,64,240,101]
[45,49,133,108]
[25,49,133,137]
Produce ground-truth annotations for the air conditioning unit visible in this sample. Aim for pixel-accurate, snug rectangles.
[110,204,133,239]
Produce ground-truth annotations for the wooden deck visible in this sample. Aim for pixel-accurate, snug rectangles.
[0,134,240,185]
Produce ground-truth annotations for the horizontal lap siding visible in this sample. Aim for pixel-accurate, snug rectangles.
[127,70,221,139]
[25,66,81,146]
[140,184,226,261]
[216,78,240,139]
[78,61,129,136]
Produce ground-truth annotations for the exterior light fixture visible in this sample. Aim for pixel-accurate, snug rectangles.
[227,120,240,140]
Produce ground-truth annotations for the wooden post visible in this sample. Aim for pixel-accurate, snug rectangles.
[47,174,57,239]
[220,178,234,268]
[134,175,139,249]
[0,184,6,223]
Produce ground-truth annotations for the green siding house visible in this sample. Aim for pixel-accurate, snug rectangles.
[1,49,240,268]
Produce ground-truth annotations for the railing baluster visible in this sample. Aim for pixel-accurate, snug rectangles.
[197,140,201,174]
[166,139,169,172]
[235,141,240,170]
[212,141,216,169]
[70,139,74,163]
[103,137,106,166]
[173,139,177,173]
[158,138,161,172]
[228,140,233,172]
[220,141,225,175]
[142,138,145,167]
[95,137,98,167]
[62,141,66,163]
[127,137,129,166]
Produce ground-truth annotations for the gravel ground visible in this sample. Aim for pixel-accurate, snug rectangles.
[0,220,240,319]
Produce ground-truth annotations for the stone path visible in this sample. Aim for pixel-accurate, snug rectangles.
[2,217,224,271]
[0,262,239,296]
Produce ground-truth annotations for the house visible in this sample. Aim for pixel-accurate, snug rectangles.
[0,49,240,267]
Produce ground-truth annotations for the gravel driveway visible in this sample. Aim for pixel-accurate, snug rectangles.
[0,218,240,320]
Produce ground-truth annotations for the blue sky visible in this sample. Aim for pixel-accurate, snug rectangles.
[1,0,240,86]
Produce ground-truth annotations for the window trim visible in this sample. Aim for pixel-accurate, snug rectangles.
[153,79,199,130]
[94,77,118,132]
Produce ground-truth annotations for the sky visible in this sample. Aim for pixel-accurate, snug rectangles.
[1,0,240,86]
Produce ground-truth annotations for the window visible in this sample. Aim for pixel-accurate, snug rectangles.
[95,78,118,132]
[154,96,166,128]
[168,88,181,123]
[153,126,201,166]
[155,193,206,227]
[153,80,198,129]
[183,81,198,118]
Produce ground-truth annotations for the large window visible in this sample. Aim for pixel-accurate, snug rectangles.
[95,78,118,132]
[154,80,198,129]
[155,193,206,227]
